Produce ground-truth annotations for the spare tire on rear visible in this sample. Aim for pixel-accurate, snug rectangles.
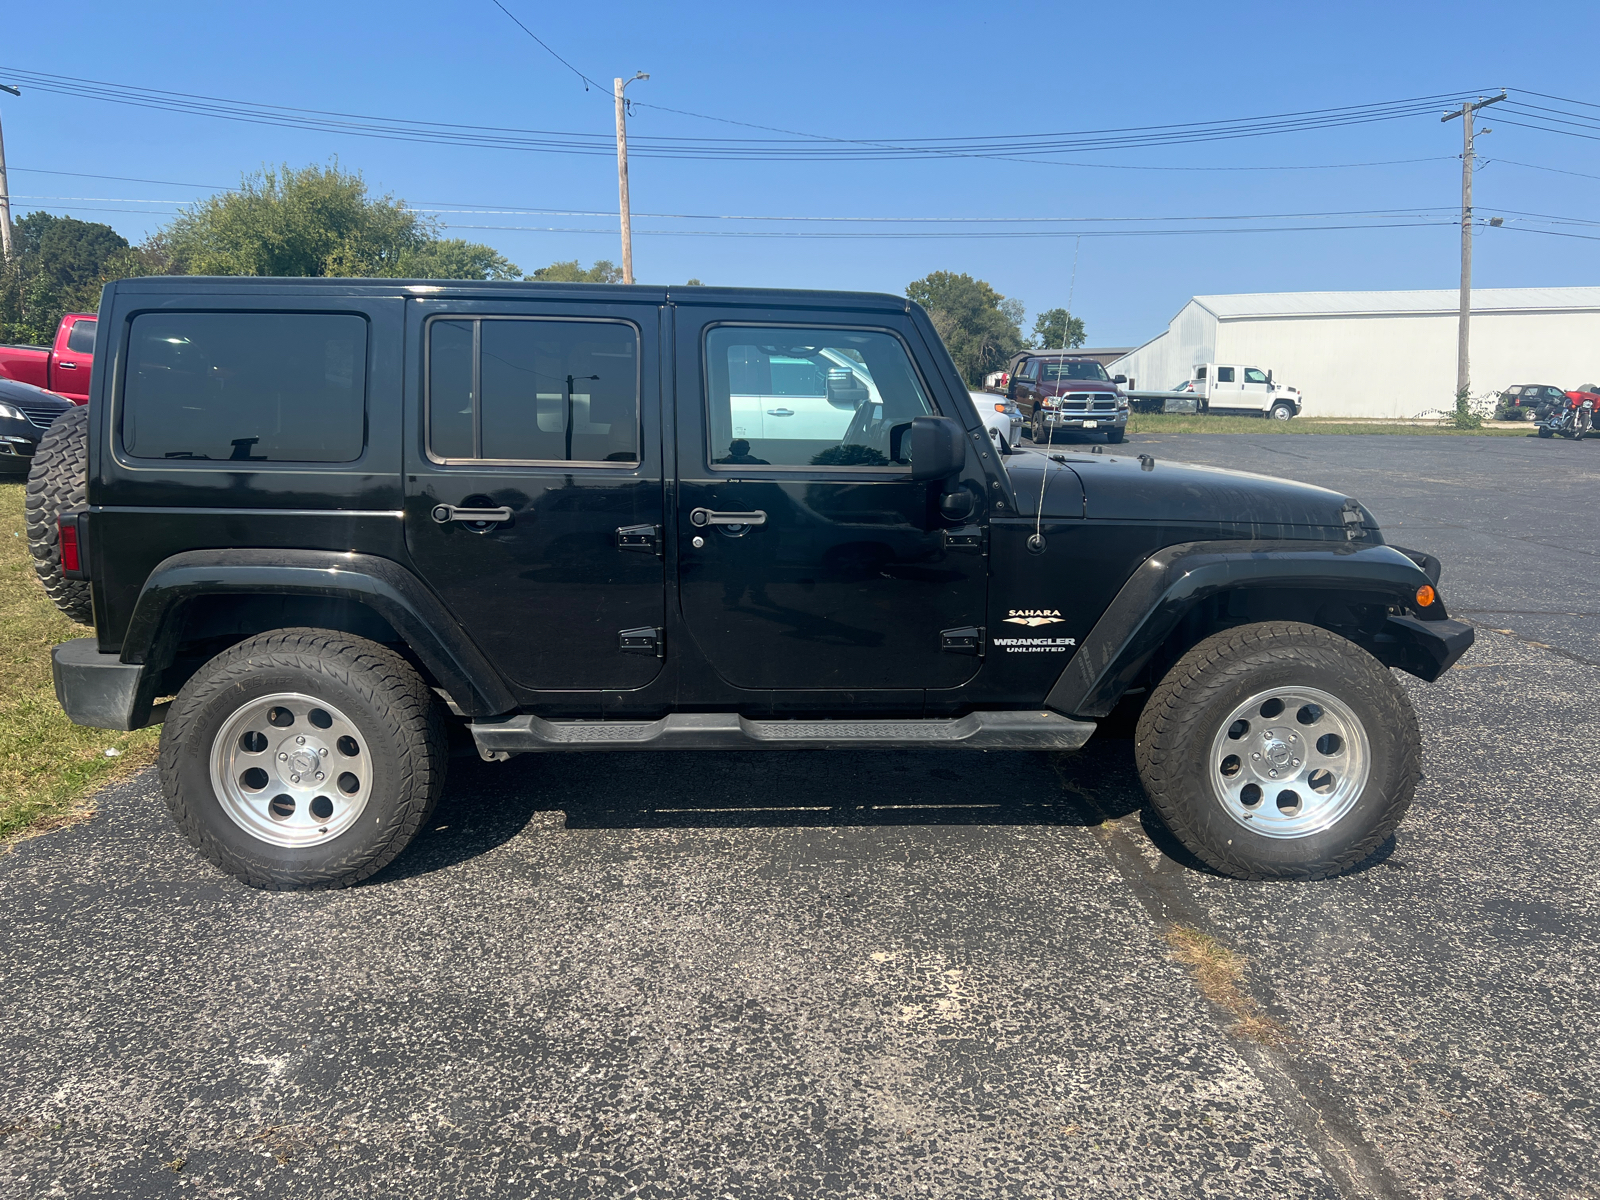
[25,404,93,626]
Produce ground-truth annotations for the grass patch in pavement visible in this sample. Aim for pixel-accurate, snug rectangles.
[1164,924,1287,1045]
[0,481,158,846]
[1127,413,1532,436]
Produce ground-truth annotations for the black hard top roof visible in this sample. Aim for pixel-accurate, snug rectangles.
[109,276,913,312]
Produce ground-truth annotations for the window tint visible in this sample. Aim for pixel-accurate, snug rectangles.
[65,319,97,356]
[1041,360,1110,382]
[1243,367,1268,384]
[427,318,639,463]
[1196,366,1207,380]
[706,327,932,468]
[1215,367,1236,383]
[122,312,366,462]
[1018,360,1040,381]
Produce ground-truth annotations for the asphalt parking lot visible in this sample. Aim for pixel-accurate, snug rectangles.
[2,431,1596,1199]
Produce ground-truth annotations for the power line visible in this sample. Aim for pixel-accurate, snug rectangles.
[433,219,1456,240]
[7,166,229,188]
[487,0,606,94]
[1489,158,1600,183]
[0,67,1488,162]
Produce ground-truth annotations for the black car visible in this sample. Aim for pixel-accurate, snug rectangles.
[29,277,1470,889]
[0,377,74,474]
[1497,383,1567,420]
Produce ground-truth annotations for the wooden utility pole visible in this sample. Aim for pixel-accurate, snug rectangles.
[0,84,19,262]
[613,71,648,285]
[1442,92,1505,402]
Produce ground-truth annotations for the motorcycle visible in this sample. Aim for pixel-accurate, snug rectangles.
[1537,391,1594,440]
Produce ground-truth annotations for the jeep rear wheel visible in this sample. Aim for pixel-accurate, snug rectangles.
[24,404,92,625]
[160,629,447,889]
[1134,621,1419,880]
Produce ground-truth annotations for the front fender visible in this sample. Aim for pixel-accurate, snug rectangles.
[1045,540,1463,718]
[122,548,517,717]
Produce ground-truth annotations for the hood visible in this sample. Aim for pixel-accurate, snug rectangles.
[1006,449,1375,532]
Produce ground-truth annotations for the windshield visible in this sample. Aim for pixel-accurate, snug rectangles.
[1039,360,1109,383]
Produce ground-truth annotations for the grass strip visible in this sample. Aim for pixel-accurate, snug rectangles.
[0,481,158,846]
[1127,413,1533,436]
[1165,924,1287,1044]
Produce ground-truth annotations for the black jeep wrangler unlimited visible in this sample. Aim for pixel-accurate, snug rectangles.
[29,277,1471,889]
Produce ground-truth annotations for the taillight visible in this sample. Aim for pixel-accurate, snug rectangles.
[59,521,80,574]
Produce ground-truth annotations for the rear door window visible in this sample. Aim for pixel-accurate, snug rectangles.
[121,312,367,462]
[426,317,639,464]
[1215,367,1236,383]
[65,319,97,356]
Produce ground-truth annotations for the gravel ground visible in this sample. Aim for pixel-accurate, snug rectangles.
[1,432,1595,1199]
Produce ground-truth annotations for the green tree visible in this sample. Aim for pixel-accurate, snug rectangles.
[0,213,152,344]
[904,271,1025,385]
[1031,307,1086,350]
[156,162,520,280]
[530,259,625,283]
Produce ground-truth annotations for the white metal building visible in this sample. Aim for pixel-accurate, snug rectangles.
[1110,287,1600,418]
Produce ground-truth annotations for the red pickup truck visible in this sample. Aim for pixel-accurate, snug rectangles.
[0,313,97,404]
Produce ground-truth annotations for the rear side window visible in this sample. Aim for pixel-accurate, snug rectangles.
[65,319,97,356]
[427,317,639,464]
[121,312,367,462]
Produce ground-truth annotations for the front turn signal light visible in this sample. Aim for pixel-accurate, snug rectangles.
[1415,584,1436,609]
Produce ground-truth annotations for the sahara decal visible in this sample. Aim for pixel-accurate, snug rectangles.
[1003,609,1064,627]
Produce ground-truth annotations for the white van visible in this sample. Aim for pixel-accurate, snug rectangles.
[1183,364,1303,420]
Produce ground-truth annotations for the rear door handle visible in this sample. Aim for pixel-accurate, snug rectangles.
[431,504,512,524]
[689,508,767,527]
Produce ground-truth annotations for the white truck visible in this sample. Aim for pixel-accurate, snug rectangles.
[1174,364,1303,420]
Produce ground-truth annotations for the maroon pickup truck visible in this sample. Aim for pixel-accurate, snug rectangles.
[0,313,97,404]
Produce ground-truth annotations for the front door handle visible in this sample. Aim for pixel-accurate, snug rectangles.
[689,508,767,528]
[431,504,512,525]
[58,361,78,369]
[765,408,794,417]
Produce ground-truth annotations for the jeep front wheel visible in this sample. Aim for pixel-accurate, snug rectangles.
[160,629,447,889]
[1134,621,1419,879]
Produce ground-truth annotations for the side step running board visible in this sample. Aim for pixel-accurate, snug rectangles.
[469,710,1095,758]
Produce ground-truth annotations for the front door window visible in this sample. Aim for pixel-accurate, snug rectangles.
[705,328,933,468]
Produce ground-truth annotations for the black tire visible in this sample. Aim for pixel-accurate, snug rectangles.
[159,628,448,890]
[1134,621,1419,880]
[1269,403,1295,421]
[24,404,92,625]
[1106,427,1126,444]
[1537,425,1553,438]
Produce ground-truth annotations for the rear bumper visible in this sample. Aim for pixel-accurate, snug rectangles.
[51,638,165,731]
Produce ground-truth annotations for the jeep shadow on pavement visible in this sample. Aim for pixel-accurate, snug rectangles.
[29,277,1472,889]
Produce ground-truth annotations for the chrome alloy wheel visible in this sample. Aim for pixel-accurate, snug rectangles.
[1208,685,1371,839]
[209,692,371,847]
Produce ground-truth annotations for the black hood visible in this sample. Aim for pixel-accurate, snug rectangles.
[1006,449,1376,532]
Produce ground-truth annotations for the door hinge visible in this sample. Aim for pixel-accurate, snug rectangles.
[940,626,985,656]
[943,525,986,553]
[619,626,664,657]
[616,523,662,555]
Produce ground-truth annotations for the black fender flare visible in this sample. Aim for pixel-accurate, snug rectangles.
[121,548,517,717]
[1045,540,1471,718]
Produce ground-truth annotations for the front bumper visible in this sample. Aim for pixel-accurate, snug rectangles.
[1039,409,1129,431]
[52,639,166,731]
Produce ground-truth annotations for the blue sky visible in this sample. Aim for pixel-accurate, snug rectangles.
[3,0,1596,345]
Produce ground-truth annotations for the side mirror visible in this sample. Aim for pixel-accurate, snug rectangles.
[1266,370,1274,387]
[908,415,966,481]
[1113,374,1127,385]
